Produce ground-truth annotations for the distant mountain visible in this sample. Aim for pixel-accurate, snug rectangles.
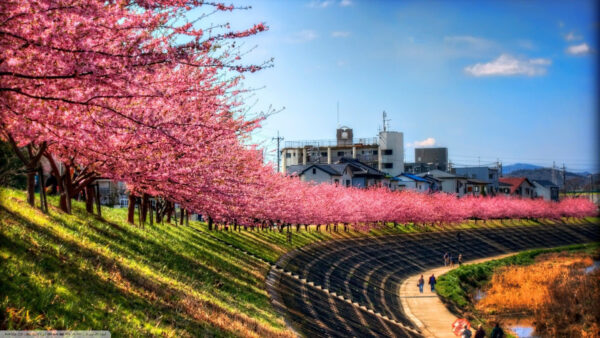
[504,168,597,191]
[502,163,543,175]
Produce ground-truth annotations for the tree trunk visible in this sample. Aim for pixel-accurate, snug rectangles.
[149,199,154,226]
[94,184,101,218]
[85,185,95,213]
[141,193,149,224]
[166,202,172,223]
[127,194,136,224]
[208,216,213,231]
[6,136,46,208]
[26,170,35,206]
[38,167,48,213]
[179,208,184,226]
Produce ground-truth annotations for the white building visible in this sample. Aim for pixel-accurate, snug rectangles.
[282,126,404,176]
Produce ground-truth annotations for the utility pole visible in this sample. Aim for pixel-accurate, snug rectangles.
[497,159,503,177]
[562,163,567,193]
[272,131,284,173]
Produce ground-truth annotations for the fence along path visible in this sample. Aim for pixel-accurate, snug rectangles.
[267,223,600,338]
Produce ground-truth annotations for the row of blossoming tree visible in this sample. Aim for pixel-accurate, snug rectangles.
[1,0,597,231]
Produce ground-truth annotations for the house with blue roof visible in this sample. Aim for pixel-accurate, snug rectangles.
[396,173,431,192]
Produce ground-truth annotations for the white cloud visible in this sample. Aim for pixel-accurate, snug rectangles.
[286,30,318,43]
[331,31,350,38]
[564,31,583,41]
[307,0,334,8]
[339,0,353,7]
[407,138,436,148]
[566,42,591,55]
[464,54,551,77]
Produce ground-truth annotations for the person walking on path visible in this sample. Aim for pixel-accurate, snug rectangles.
[474,324,486,338]
[417,275,425,293]
[443,252,449,266]
[458,253,463,266]
[491,323,504,338]
[450,254,455,268]
[428,274,437,292]
[461,324,472,338]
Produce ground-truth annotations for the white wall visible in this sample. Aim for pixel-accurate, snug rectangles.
[378,131,404,176]
[299,167,335,184]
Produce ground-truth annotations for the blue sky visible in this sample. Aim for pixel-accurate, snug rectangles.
[199,0,598,172]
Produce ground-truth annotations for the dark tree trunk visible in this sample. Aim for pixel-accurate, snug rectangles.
[85,185,95,213]
[6,136,46,208]
[38,167,48,213]
[141,193,149,224]
[94,184,101,217]
[127,194,136,224]
[179,209,184,226]
[208,216,213,231]
[26,171,35,206]
[166,202,172,223]
[149,199,154,226]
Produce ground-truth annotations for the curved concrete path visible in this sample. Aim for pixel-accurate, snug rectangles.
[268,223,599,337]
[400,254,515,338]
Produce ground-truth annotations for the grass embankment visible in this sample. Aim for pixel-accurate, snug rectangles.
[437,243,600,336]
[0,188,446,336]
[1,187,597,336]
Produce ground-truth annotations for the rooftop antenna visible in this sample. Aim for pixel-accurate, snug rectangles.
[382,110,390,132]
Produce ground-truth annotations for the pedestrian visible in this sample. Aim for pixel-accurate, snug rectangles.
[450,254,455,268]
[417,275,425,293]
[491,323,504,338]
[474,324,486,338]
[428,273,436,292]
[443,252,449,266]
[458,253,463,266]
[461,324,472,338]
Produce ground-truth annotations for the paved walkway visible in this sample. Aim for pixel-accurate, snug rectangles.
[399,254,515,338]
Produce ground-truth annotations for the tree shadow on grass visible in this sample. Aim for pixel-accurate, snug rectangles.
[0,207,292,337]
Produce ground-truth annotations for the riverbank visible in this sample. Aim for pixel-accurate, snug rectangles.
[435,243,600,337]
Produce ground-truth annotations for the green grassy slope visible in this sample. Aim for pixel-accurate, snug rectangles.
[0,188,421,337]
[1,187,597,336]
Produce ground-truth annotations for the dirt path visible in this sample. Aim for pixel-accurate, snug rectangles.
[399,254,515,338]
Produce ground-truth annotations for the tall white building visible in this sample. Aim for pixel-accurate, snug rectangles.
[281,127,404,176]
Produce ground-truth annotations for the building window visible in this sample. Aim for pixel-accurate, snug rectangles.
[285,153,291,158]
[383,149,393,155]
[383,163,393,169]
[337,151,344,156]
[372,150,378,155]
[346,180,351,187]
[312,168,316,174]
[474,186,480,192]
[321,152,327,157]
[334,179,339,185]
[489,173,493,179]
